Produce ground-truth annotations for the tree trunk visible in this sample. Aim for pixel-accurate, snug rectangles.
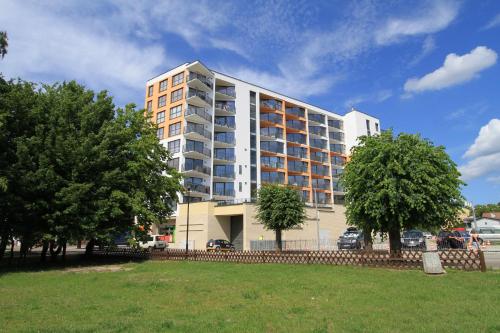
[49,240,62,260]
[363,228,373,251]
[85,239,95,256]
[0,232,8,261]
[9,236,15,262]
[40,240,49,262]
[389,226,402,257]
[275,230,282,252]
[62,240,67,261]
[77,239,81,249]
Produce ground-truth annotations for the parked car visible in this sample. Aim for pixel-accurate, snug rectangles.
[422,231,433,239]
[139,235,167,250]
[401,230,425,249]
[206,239,235,251]
[337,227,364,250]
[437,230,472,249]
[477,227,500,242]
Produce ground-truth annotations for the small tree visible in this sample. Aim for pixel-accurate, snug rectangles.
[341,130,464,256]
[255,184,306,251]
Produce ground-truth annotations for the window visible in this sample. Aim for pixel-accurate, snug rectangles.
[170,105,182,119]
[169,122,181,137]
[171,88,183,103]
[146,100,152,113]
[251,166,257,182]
[375,123,379,132]
[167,139,180,154]
[251,150,257,164]
[366,119,371,136]
[187,140,206,154]
[159,79,168,92]
[156,111,165,124]
[158,95,166,108]
[172,72,184,86]
[213,182,234,196]
[167,157,179,169]
[157,127,164,139]
[148,85,153,97]
[239,182,242,192]
[239,165,242,175]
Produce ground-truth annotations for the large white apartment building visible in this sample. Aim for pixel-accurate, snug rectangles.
[145,61,381,250]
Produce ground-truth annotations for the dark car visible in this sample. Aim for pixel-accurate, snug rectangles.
[206,239,235,252]
[337,228,364,250]
[437,230,471,249]
[401,230,426,249]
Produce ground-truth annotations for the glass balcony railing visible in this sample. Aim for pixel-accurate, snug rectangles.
[260,113,283,125]
[214,117,236,129]
[215,102,236,113]
[309,126,326,137]
[260,142,284,154]
[310,139,328,150]
[261,99,282,111]
[308,114,325,124]
[215,86,236,98]
[333,182,344,192]
[183,144,211,157]
[287,147,308,158]
[185,182,210,194]
[312,181,330,190]
[329,132,345,141]
[286,120,306,131]
[285,107,305,118]
[185,105,212,123]
[214,152,236,162]
[213,170,235,179]
[213,188,235,197]
[182,164,211,175]
[288,177,309,187]
[187,71,213,89]
[332,168,344,177]
[287,134,307,145]
[214,134,236,145]
[260,128,283,139]
[261,172,285,184]
[184,124,212,140]
[186,88,213,105]
[310,152,328,163]
[331,156,346,166]
[311,166,329,176]
[328,119,344,130]
[261,160,284,169]
[330,144,346,154]
[288,162,308,173]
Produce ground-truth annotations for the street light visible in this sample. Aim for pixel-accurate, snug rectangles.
[313,188,320,251]
[185,185,191,254]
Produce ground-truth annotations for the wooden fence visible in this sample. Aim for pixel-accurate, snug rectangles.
[92,248,486,271]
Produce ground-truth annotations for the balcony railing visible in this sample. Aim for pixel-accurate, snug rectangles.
[328,119,344,130]
[213,170,235,179]
[186,88,213,105]
[185,182,210,194]
[310,153,328,163]
[309,126,326,137]
[331,156,346,166]
[311,167,329,176]
[332,168,344,177]
[215,86,236,98]
[287,134,307,145]
[330,144,346,154]
[286,120,306,131]
[260,143,284,154]
[329,132,345,141]
[308,114,325,124]
[185,105,212,123]
[181,164,211,175]
[187,71,213,89]
[288,163,308,173]
[333,182,344,192]
[260,99,282,111]
[260,113,283,125]
[184,124,212,140]
[214,135,236,145]
[213,188,235,197]
[312,182,330,190]
[214,118,236,129]
[285,107,305,118]
[287,148,308,159]
[261,161,285,169]
[260,128,283,139]
[214,153,236,162]
[215,102,236,113]
[183,144,211,157]
[289,180,309,187]
[310,139,328,150]
[261,174,285,184]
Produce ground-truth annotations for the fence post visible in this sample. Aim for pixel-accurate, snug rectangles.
[478,250,486,272]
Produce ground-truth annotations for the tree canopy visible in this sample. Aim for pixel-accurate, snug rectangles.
[474,203,500,218]
[255,184,306,251]
[0,31,7,58]
[0,77,182,260]
[341,129,464,255]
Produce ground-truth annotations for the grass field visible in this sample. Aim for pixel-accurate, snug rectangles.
[1,260,499,333]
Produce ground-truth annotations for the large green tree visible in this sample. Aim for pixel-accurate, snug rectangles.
[474,203,500,218]
[341,130,464,255]
[0,78,182,260]
[255,184,306,251]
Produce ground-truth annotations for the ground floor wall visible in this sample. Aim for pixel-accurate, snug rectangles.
[172,202,348,251]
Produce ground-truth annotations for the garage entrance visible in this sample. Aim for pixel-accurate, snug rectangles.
[230,215,243,251]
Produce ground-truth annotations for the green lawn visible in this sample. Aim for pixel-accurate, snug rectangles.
[1,261,499,333]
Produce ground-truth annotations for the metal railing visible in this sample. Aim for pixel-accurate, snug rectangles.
[186,88,213,105]
[181,164,211,175]
[184,182,210,194]
[187,71,213,89]
[184,124,212,140]
[185,105,212,123]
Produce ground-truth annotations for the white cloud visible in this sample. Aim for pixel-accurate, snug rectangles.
[459,119,500,182]
[482,13,500,30]
[404,46,498,93]
[375,1,459,45]
[463,119,500,158]
[409,36,436,66]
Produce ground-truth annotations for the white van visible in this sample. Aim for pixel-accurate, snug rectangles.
[477,227,500,242]
[139,235,167,250]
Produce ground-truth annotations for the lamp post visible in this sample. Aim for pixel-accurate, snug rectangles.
[185,186,191,254]
[313,188,320,251]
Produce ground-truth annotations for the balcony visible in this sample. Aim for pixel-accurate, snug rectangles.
[333,182,344,192]
[260,142,284,155]
[260,128,283,140]
[286,134,307,145]
[215,102,236,116]
[288,162,308,173]
[310,139,328,150]
[260,113,283,125]
[214,117,236,131]
[286,120,306,131]
[213,170,236,181]
[183,144,211,159]
[181,164,211,177]
[310,152,328,163]
[332,168,344,178]
[187,71,213,92]
[308,113,325,125]
[213,188,235,198]
[184,124,212,141]
[214,134,236,147]
[328,119,344,130]
[261,160,285,169]
[329,131,345,142]
[261,172,285,184]
[186,88,213,107]
[213,152,236,164]
[185,105,212,124]
[184,182,210,195]
[331,156,346,166]
[311,166,329,177]
[260,99,282,111]
[309,126,327,138]
[288,179,309,187]
[215,86,236,100]
[312,181,331,190]
[330,144,346,154]
[285,107,305,118]
[287,147,308,159]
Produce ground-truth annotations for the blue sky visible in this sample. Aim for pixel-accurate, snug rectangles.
[0,0,499,204]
